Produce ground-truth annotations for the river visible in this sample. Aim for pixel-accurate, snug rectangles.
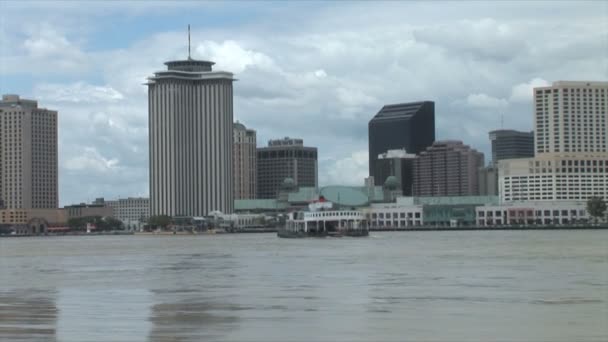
[1,230,607,341]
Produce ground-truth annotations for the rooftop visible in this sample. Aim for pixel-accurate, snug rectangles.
[370,101,433,121]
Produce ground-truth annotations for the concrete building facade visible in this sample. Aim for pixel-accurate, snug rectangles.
[476,201,589,226]
[499,81,608,202]
[413,141,484,197]
[64,203,113,220]
[534,81,607,154]
[256,137,317,199]
[0,95,58,209]
[233,122,257,199]
[368,101,435,180]
[104,197,150,226]
[147,57,235,216]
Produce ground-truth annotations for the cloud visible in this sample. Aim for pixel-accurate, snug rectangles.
[1,1,605,205]
[413,18,526,62]
[321,150,369,186]
[466,93,508,109]
[64,147,119,173]
[509,78,550,103]
[34,82,124,103]
[195,40,277,74]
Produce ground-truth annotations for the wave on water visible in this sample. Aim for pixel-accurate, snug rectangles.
[531,298,603,305]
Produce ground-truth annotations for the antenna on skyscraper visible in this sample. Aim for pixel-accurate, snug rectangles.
[188,24,191,60]
[501,113,504,129]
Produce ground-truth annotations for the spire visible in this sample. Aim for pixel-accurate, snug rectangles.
[188,24,191,60]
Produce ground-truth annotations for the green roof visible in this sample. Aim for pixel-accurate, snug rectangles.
[319,186,370,207]
[286,185,386,207]
[234,199,286,211]
[287,187,318,203]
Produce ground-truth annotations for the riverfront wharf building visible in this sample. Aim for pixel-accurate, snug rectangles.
[147,55,235,216]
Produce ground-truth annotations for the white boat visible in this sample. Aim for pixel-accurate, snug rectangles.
[278,201,369,238]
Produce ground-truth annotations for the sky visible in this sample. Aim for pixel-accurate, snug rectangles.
[0,1,607,206]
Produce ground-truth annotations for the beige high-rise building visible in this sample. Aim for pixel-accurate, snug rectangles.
[0,94,58,209]
[535,81,607,154]
[499,81,608,202]
[233,122,256,199]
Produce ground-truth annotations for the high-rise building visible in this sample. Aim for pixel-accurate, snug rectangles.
[535,81,607,154]
[147,49,235,216]
[233,122,257,199]
[256,137,317,199]
[413,140,484,197]
[375,149,416,196]
[480,129,533,197]
[0,95,58,209]
[368,101,435,181]
[478,165,498,196]
[489,129,534,164]
[499,81,608,202]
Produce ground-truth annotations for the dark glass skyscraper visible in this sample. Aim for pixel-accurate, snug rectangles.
[368,101,435,184]
[489,129,534,164]
[256,137,318,199]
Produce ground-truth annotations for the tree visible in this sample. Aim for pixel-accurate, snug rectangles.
[148,215,172,229]
[586,197,607,223]
[103,217,124,230]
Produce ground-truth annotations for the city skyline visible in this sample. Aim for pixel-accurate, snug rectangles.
[0,1,606,205]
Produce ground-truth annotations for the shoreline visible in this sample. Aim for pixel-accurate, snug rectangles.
[1,225,607,237]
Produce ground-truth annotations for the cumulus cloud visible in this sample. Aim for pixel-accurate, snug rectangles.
[509,78,551,103]
[34,82,124,103]
[321,150,369,186]
[466,93,508,109]
[1,2,604,205]
[195,40,277,74]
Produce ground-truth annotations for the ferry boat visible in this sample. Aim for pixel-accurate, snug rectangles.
[277,201,369,238]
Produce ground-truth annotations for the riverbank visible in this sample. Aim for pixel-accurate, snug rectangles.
[2,225,607,237]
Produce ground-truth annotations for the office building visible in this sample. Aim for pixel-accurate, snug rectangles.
[481,129,533,197]
[489,129,534,164]
[413,140,484,197]
[233,122,257,199]
[375,149,416,196]
[64,203,113,220]
[368,101,435,179]
[103,197,150,226]
[478,165,499,196]
[147,49,235,216]
[0,95,58,209]
[256,137,317,199]
[534,81,607,154]
[499,81,608,202]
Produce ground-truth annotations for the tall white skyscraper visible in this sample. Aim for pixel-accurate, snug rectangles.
[0,95,58,209]
[147,40,235,216]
